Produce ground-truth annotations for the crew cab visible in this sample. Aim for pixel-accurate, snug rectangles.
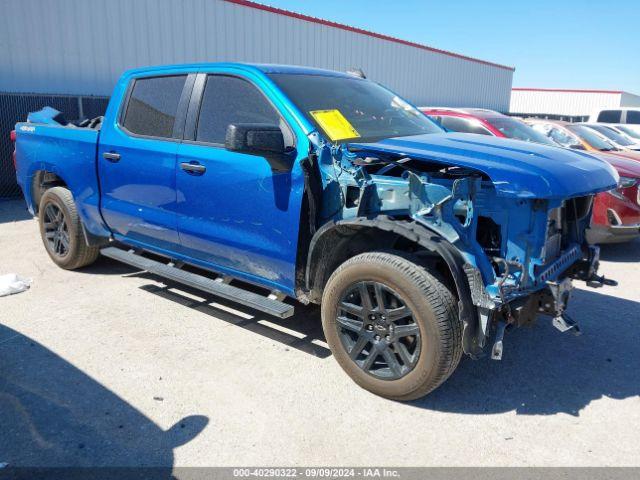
[14,63,618,400]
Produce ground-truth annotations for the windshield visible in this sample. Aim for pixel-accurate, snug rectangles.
[528,123,583,148]
[585,125,635,146]
[487,117,556,145]
[615,125,640,140]
[268,73,443,143]
[566,125,618,151]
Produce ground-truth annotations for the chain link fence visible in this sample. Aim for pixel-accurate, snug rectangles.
[0,93,109,198]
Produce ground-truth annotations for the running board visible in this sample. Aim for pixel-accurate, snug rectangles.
[100,247,294,318]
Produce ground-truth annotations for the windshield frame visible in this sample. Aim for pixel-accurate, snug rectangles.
[267,72,444,144]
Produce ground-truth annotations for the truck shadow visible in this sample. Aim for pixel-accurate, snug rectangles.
[78,257,331,358]
[138,282,330,359]
[599,238,640,263]
[0,324,208,470]
[412,288,640,416]
[82,258,638,416]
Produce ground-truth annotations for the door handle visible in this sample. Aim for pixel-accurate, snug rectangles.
[180,162,206,175]
[103,152,121,162]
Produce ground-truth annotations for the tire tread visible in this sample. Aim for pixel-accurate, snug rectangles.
[323,250,463,400]
[39,187,100,270]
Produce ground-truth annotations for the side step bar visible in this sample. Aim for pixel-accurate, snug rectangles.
[100,247,294,319]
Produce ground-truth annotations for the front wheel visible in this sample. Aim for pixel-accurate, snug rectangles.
[321,251,462,401]
[38,187,100,270]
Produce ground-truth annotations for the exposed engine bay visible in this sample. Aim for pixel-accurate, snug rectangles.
[309,136,616,358]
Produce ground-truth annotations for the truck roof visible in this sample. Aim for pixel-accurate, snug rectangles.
[122,62,354,78]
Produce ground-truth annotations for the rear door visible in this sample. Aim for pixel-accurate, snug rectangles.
[98,74,194,251]
[175,71,305,293]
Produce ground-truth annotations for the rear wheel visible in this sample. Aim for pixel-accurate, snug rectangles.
[38,187,99,269]
[321,251,462,401]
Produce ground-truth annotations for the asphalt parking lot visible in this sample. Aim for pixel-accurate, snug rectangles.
[1,198,639,468]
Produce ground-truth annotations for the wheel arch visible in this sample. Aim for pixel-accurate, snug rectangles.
[30,169,70,214]
[31,170,109,247]
[304,216,481,356]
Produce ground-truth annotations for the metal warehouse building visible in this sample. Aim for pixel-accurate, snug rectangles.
[0,0,514,197]
[510,88,640,121]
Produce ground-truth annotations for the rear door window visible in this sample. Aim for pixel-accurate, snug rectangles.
[196,75,281,145]
[597,110,622,123]
[122,75,187,138]
[626,111,640,124]
[440,116,492,135]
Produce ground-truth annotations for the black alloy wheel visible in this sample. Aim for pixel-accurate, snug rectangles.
[336,281,421,380]
[42,202,70,258]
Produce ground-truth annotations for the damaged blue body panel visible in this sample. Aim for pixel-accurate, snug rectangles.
[349,134,618,199]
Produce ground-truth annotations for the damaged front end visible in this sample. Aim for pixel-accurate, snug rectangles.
[311,133,619,359]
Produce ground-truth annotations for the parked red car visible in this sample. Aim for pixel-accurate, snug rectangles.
[421,108,640,243]
[421,108,558,145]
[587,153,640,243]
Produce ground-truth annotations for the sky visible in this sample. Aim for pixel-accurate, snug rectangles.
[262,0,640,93]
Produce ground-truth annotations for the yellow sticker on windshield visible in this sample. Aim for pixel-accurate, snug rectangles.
[310,109,360,142]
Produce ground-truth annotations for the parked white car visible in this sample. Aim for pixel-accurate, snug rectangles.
[576,123,640,151]
[588,108,640,135]
[610,124,640,142]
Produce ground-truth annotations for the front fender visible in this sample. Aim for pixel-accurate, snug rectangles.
[305,216,484,356]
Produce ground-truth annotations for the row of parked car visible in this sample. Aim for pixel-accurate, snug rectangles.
[420,107,640,244]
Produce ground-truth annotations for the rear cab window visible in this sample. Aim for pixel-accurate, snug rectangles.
[626,111,640,124]
[121,75,188,138]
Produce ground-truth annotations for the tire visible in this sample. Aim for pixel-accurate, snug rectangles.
[321,250,462,401]
[38,186,100,270]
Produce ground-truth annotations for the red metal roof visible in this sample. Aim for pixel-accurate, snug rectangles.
[224,0,515,72]
[512,87,623,94]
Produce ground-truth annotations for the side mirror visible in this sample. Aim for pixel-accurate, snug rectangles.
[225,123,284,154]
[225,123,291,172]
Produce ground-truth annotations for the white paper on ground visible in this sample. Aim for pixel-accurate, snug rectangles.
[0,274,32,297]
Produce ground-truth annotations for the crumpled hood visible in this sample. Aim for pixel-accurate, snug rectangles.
[349,133,619,199]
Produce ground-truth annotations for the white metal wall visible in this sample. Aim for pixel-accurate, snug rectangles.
[0,0,514,110]
[510,90,623,116]
[620,92,640,108]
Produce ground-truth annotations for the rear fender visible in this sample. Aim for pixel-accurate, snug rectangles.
[16,123,111,239]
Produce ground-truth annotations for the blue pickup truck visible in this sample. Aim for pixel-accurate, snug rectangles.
[15,63,618,400]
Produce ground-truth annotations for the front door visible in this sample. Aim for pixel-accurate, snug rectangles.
[99,74,192,252]
[175,73,305,293]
